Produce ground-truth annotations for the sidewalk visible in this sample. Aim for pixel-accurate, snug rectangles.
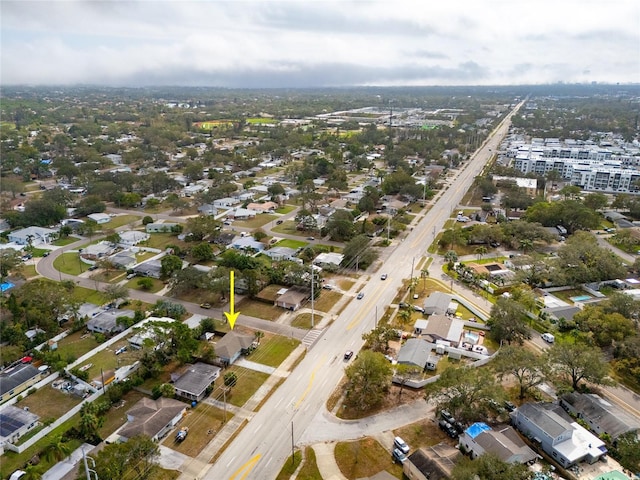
[176,344,307,480]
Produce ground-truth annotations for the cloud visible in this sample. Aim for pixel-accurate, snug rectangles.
[1,0,638,86]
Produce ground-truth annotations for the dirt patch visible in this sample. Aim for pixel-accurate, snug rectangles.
[333,380,426,420]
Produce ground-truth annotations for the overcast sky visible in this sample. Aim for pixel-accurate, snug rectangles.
[1,0,639,88]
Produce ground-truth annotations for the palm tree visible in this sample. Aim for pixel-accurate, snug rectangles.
[519,239,533,254]
[22,465,42,480]
[475,246,488,261]
[398,309,411,324]
[43,434,70,463]
[444,250,458,270]
[409,277,419,298]
[420,268,430,292]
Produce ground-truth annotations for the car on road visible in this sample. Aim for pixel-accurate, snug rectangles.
[356,292,364,300]
[42,251,50,257]
[88,265,98,271]
[276,220,283,225]
[306,236,315,241]
[344,350,354,360]
[392,448,407,464]
[380,273,388,280]
[200,303,212,309]
[541,332,555,343]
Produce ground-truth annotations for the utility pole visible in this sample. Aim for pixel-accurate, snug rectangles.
[310,267,315,328]
[291,420,295,465]
[82,447,97,480]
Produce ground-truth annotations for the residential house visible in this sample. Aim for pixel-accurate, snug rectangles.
[197,204,218,216]
[215,331,255,365]
[8,226,56,246]
[87,213,111,224]
[133,259,163,278]
[171,363,221,402]
[116,397,186,442]
[421,315,465,347]
[87,309,135,334]
[82,241,115,259]
[118,230,150,246]
[511,402,607,468]
[313,252,344,268]
[275,286,310,311]
[403,444,460,480]
[226,208,256,220]
[423,292,455,315]
[263,247,298,262]
[247,201,278,213]
[459,422,537,464]
[397,338,439,371]
[213,197,240,209]
[0,363,49,403]
[230,237,265,252]
[109,251,137,270]
[0,405,40,448]
[560,392,640,440]
[146,223,179,233]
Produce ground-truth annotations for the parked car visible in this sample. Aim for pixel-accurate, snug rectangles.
[88,265,98,271]
[276,220,283,225]
[200,303,212,309]
[398,302,410,309]
[394,436,410,454]
[115,346,127,355]
[413,305,425,313]
[392,448,407,464]
[541,332,555,343]
[504,400,516,412]
[438,420,458,438]
[344,350,354,360]
[440,410,455,424]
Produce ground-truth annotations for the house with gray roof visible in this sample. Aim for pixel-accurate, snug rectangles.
[133,259,163,278]
[560,392,640,440]
[8,226,56,246]
[403,444,459,480]
[423,292,454,315]
[0,363,48,403]
[119,230,149,246]
[511,402,606,468]
[0,404,40,447]
[116,397,186,442]
[197,204,218,216]
[459,422,537,464]
[263,246,297,261]
[215,331,255,366]
[109,250,137,269]
[421,315,465,347]
[172,363,221,402]
[397,338,439,371]
[87,309,135,334]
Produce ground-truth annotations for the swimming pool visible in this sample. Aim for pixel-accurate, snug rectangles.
[0,281,15,292]
[463,331,480,344]
[570,295,591,302]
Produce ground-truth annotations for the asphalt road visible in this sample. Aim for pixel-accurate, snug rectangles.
[202,104,523,480]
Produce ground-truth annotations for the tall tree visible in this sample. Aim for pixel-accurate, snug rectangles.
[452,453,534,480]
[492,346,548,399]
[344,350,392,411]
[549,342,611,390]
[487,297,530,345]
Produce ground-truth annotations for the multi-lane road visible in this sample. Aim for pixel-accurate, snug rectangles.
[202,104,523,480]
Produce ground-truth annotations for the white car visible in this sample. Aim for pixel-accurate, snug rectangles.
[541,333,555,343]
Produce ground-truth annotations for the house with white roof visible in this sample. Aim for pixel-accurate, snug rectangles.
[119,230,150,246]
[8,226,56,246]
[87,213,111,224]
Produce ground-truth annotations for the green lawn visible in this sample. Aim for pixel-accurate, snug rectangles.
[274,238,307,249]
[275,205,296,214]
[54,252,86,275]
[233,214,278,229]
[16,385,83,422]
[104,214,140,229]
[22,264,38,278]
[144,233,185,250]
[71,285,107,305]
[335,438,402,479]
[126,276,165,293]
[247,335,300,368]
[236,298,285,321]
[52,237,78,246]
[56,330,100,360]
[220,366,269,407]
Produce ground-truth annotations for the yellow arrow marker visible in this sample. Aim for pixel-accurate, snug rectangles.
[224,270,240,329]
[229,453,261,480]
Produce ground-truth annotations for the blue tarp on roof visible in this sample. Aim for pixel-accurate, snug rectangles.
[0,282,15,292]
[465,422,491,439]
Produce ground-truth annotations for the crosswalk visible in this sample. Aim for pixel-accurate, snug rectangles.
[302,328,325,349]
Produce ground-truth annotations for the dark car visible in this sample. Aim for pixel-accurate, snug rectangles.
[356,292,364,300]
[504,401,516,412]
[344,350,354,360]
[440,410,455,424]
[438,420,458,438]
[276,220,283,225]
[398,302,410,309]
[88,265,98,271]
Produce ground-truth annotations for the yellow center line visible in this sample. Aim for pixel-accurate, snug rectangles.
[295,355,326,409]
[229,453,261,480]
[346,282,387,330]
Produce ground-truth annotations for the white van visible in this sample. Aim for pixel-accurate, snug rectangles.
[542,333,555,343]
[394,436,409,454]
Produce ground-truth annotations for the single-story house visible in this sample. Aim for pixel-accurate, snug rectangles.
[146,223,179,233]
[263,246,297,262]
[215,331,255,366]
[230,237,265,252]
[87,213,111,224]
[213,197,240,209]
[109,251,137,270]
[116,397,186,442]
[0,405,40,446]
[171,363,221,402]
[7,226,57,246]
[197,204,218,216]
[403,444,460,480]
[0,363,49,403]
[313,252,344,268]
[226,208,256,220]
[133,259,163,278]
[397,338,439,371]
[413,319,428,335]
[423,292,454,315]
[560,392,640,440]
[82,241,115,258]
[87,309,135,334]
[421,315,465,347]
[119,230,150,246]
[460,422,537,464]
[247,201,278,213]
[511,402,607,468]
[275,286,310,311]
